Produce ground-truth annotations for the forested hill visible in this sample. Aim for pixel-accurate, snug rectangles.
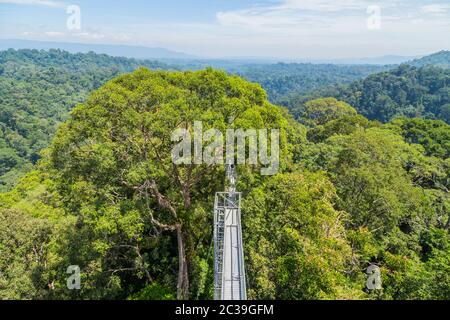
[334,65,450,123]
[233,62,390,104]
[1,49,449,192]
[0,49,174,191]
[0,49,449,300]
[161,60,390,103]
[285,64,450,123]
[409,50,450,68]
[0,48,173,72]
[0,70,448,300]
[0,49,390,191]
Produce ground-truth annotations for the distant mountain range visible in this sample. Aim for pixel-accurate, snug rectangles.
[311,55,421,65]
[189,55,419,65]
[0,39,196,60]
[3,39,448,66]
[408,50,450,68]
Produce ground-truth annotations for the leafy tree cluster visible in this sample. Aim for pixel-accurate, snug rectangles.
[385,118,450,159]
[169,60,390,104]
[0,49,174,191]
[284,65,450,123]
[0,68,448,300]
[0,49,392,192]
[234,62,390,104]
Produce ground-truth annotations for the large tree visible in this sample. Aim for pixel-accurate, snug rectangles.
[48,68,291,299]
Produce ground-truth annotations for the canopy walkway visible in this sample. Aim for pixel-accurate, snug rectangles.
[213,165,247,300]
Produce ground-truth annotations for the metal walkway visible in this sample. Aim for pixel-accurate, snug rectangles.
[213,165,247,300]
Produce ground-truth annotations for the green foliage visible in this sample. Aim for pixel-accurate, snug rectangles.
[286,65,450,124]
[0,49,174,192]
[307,114,373,143]
[0,208,52,299]
[0,58,448,301]
[128,283,176,300]
[298,102,449,299]
[340,65,450,123]
[243,172,364,299]
[234,62,388,104]
[385,118,450,158]
[300,98,357,126]
[45,67,292,299]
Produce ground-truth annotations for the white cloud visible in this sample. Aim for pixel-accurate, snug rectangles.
[216,0,389,34]
[279,0,373,11]
[2,0,449,59]
[216,0,450,35]
[421,4,450,14]
[74,31,106,40]
[217,0,372,27]
[45,31,64,37]
[207,0,450,58]
[0,0,66,8]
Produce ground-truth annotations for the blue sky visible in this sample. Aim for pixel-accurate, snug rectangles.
[0,0,449,58]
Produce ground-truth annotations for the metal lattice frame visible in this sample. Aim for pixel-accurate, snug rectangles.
[213,165,247,300]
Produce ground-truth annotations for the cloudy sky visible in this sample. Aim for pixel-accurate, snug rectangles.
[0,0,449,58]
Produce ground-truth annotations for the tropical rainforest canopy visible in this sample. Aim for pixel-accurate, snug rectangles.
[285,65,450,123]
[0,50,449,300]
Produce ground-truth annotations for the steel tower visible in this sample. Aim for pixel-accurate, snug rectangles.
[213,164,247,300]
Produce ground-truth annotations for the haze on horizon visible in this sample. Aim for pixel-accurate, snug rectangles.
[0,0,449,59]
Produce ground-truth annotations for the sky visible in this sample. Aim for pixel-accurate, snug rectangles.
[0,0,449,59]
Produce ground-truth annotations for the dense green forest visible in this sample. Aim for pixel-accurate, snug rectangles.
[0,50,387,192]
[0,49,173,191]
[0,66,449,300]
[0,49,449,300]
[162,60,390,103]
[285,65,450,123]
[227,63,389,104]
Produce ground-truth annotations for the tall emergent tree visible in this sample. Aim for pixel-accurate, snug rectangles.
[48,68,290,299]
